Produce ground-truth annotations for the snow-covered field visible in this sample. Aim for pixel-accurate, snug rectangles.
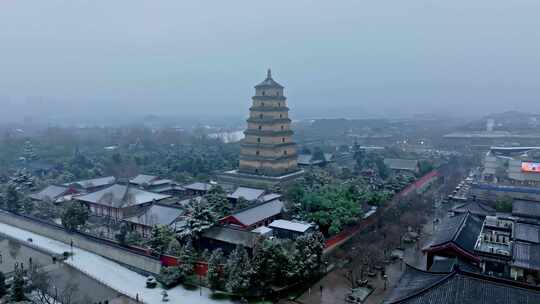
[0,222,234,304]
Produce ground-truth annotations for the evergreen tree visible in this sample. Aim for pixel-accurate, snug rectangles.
[167,238,183,256]
[179,239,195,276]
[10,264,25,302]
[0,271,6,298]
[147,225,176,255]
[8,169,36,193]
[179,199,216,240]
[291,232,325,279]
[225,245,253,294]
[61,203,89,231]
[4,185,21,213]
[204,188,230,217]
[251,239,291,288]
[207,248,224,292]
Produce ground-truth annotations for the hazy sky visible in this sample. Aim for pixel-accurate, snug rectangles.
[2,1,540,122]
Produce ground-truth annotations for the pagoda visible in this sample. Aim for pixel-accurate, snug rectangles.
[218,69,303,187]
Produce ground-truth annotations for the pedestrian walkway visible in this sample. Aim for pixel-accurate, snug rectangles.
[0,222,233,304]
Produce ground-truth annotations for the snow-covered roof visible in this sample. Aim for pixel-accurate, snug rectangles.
[229,200,284,226]
[227,187,265,201]
[269,219,313,233]
[260,193,282,202]
[66,176,116,190]
[184,182,212,192]
[252,226,273,236]
[75,184,171,208]
[29,185,71,202]
[130,174,159,185]
[202,226,258,248]
[124,204,184,227]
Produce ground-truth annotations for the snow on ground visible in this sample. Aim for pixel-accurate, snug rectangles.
[0,222,234,304]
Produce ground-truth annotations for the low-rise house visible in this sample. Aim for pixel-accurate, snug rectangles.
[123,203,184,238]
[422,212,483,269]
[74,184,171,220]
[184,182,213,196]
[29,185,79,203]
[297,153,333,167]
[200,226,259,255]
[385,264,540,304]
[473,215,513,276]
[219,200,284,230]
[227,187,266,202]
[450,200,496,218]
[269,219,315,239]
[383,158,419,174]
[514,222,540,244]
[513,199,540,221]
[511,241,540,283]
[130,174,185,196]
[65,176,116,193]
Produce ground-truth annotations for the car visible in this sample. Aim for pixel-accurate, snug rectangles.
[146,276,157,288]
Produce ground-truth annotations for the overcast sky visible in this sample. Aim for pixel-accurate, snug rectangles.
[1,1,540,123]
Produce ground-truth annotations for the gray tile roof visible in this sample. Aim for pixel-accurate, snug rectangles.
[429,258,480,273]
[75,184,171,208]
[124,204,184,227]
[230,200,284,226]
[202,226,258,248]
[513,200,540,219]
[130,174,158,185]
[385,265,540,304]
[254,69,283,89]
[184,182,212,192]
[269,219,313,233]
[227,187,265,201]
[451,201,495,217]
[512,241,540,271]
[66,176,116,190]
[384,158,419,171]
[29,185,70,202]
[514,222,540,244]
[425,213,483,254]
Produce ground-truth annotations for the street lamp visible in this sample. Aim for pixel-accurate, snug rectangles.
[383,275,388,290]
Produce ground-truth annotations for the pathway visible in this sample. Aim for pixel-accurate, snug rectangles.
[0,222,234,304]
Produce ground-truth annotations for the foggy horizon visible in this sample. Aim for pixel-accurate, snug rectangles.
[2,1,540,123]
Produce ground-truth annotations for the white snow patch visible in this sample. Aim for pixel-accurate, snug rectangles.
[0,222,234,304]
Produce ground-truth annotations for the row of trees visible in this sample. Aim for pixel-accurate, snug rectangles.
[158,232,326,295]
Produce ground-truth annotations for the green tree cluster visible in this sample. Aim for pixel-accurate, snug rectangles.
[61,203,89,231]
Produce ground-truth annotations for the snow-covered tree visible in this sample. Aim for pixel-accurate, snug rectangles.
[207,248,224,292]
[8,169,36,192]
[147,225,176,255]
[290,232,325,279]
[251,239,291,288]
[204,187,230,217]
[10,263,25,302]
[224,245,253,294]
[179,199,216,240]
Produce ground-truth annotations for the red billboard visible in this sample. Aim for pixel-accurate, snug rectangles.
[521,162,540,173]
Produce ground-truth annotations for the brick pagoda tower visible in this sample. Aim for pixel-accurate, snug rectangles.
[238,69,299,176]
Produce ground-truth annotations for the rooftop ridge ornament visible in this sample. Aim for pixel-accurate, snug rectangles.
[267,68,272,79]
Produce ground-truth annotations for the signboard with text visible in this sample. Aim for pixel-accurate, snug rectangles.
[521,162,540,173]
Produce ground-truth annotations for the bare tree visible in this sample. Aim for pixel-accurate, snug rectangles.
[28,263,79,304]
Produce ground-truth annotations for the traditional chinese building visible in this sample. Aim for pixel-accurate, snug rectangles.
[218,70,303,187]
[238,69,298,176]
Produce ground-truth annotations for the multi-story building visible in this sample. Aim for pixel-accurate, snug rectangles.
[218,70,303,187]
[238,69,299,176]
